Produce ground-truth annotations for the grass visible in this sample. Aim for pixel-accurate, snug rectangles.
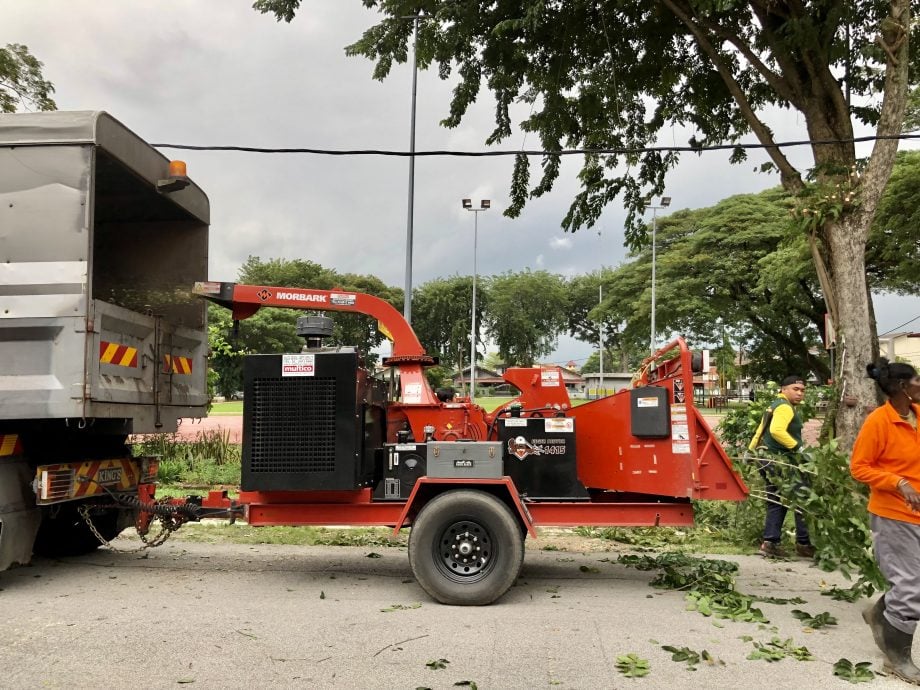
[209,401,243,416]
[168,523,408,547]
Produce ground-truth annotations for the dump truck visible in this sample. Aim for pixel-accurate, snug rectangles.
[0,110,747,606]
[0,111,209,569]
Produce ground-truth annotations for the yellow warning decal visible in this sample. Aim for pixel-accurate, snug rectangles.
[99,341,138,367]
[163,354,193,374]
[0,434,23,456]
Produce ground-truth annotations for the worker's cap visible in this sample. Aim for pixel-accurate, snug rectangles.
[780,375,805,387]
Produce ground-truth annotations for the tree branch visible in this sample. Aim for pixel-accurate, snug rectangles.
[862,0,911,213]
[661,0,804,192]
[674,3,801,108]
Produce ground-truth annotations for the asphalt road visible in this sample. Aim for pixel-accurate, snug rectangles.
[0,535,907,689]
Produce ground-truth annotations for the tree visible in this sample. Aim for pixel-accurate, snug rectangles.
[580,190,830,381]
[579,350,629,374]
[0,44,55,112]
[411,275,479,374]
[255,0,914,449]
[207,302,304,398]
[482,270,568,365]
[237,256,403,361]
[865,150,920,295]
[566,270,653,372]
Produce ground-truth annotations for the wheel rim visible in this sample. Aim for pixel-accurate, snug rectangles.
[435,519,495,583]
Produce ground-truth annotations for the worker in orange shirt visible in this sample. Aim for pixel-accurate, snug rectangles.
[851,358,920,684]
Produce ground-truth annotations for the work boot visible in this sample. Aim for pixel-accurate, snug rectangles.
[863,598,920,685]
[862,596,886,656]
[759,541,786,558]
[795,543,816,559]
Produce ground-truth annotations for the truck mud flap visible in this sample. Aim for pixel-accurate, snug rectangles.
[0,458,41,570]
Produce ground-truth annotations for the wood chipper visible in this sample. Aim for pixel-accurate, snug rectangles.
[184,281,748,605]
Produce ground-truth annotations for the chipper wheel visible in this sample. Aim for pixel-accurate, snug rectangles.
[408,489,525,606]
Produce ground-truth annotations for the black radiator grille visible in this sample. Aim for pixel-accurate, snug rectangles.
[249,376,337,474]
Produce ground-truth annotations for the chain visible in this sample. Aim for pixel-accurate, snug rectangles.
[78,504,183,553]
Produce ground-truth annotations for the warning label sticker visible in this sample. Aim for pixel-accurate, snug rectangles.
[637,397,660,408]
[282,353,315,377]
[403,383,422,404]
[671,423,690,441]
[672,442,691,454]
[330,292,357,306]
[541,370,561,387]
[544,418,574,433]
[503,418,528,427]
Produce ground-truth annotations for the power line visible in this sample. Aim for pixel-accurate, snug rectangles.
[153,133,920,157]
[879,313,920,337]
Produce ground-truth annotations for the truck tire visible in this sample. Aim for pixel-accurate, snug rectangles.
[32,505,122,558]
[408,490,525,606]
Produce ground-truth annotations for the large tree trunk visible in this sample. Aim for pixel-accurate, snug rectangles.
[825,214,878,451]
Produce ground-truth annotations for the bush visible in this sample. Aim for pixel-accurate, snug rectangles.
[132,430,241,486]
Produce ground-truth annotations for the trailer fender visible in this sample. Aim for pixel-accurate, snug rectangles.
[393,477,536,538]
[0,457,41,571]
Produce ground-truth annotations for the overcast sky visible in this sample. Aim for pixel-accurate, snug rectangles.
[4,0,918,364]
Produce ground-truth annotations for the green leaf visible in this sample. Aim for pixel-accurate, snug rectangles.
[426,658,450,670]
[615,653,650,677]
[833,658,876,683]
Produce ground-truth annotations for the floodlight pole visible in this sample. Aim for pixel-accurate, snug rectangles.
[403,13,421,325]
[463,199,490,403]
[645,196,671,356]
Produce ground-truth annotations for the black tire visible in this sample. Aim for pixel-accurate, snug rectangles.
[408,490,525,606]
[32,505,122,558]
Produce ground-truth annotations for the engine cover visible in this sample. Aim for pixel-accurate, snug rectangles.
[241,350,378,492]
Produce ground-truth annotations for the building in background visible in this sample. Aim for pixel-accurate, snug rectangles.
[880,332,920,369]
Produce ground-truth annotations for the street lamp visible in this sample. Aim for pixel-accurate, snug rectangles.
[646,196,671,355]
[402,12,425,325]
[462,198,490,402]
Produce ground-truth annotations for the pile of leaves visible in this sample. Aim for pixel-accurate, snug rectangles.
[618,552,768,623]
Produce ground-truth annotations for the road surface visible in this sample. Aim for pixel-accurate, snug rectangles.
[0,535,904,689]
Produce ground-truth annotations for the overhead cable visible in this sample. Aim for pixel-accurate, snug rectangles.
[152,133,920,157]
[878,313,920,337]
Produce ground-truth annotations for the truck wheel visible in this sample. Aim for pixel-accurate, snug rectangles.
[409,490,525,606]
[32,505,121,558]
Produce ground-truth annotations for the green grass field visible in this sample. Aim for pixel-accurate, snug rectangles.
[210,401,243,415]
[211,396,526,416]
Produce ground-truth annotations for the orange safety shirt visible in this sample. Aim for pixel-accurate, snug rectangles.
[850,402,920,524]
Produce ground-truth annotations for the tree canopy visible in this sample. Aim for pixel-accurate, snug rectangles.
[483,270,568,365]
[0,44,55,112]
